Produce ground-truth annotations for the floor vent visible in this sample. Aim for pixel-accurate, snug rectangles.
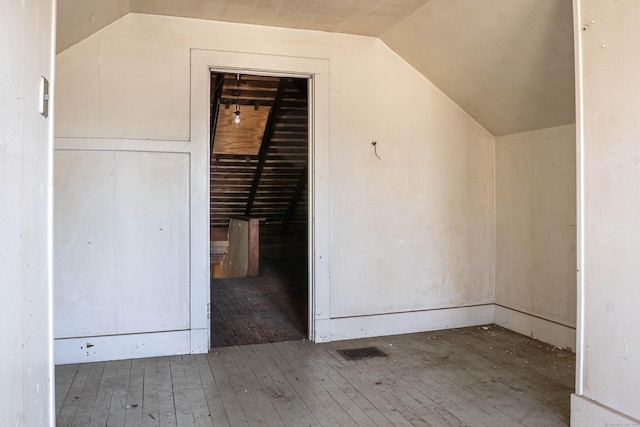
[337,347,388,361]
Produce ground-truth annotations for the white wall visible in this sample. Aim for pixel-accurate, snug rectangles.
[54,13,495,362]
[0,0,55,425]
[572,0,640,424]
[54,151,190,338]
[495,125,576,349]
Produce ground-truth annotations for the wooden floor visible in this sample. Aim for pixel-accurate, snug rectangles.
[211,255,308,347]
[55,325,575,426]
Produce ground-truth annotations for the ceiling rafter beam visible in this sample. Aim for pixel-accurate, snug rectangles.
[281,166,307,237]
[210,72,225,156]
[244,78,289,216]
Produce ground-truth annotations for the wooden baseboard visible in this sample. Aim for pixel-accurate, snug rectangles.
[494,305,575,350]
[327,304,494,342]
[54,329,208,364]
[571,394,640,427]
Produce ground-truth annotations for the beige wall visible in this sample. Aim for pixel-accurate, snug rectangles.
[572,0,640,423]
[495,125,576,348]
[54,13,495,360]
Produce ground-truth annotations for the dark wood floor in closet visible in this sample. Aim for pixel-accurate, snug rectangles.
[211,254,308,348]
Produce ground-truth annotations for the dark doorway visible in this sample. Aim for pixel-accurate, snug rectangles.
[209,72,309,347]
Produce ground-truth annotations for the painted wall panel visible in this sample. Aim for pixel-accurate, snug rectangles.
[55,18,191,140]
[0,0,55,424]
[328,39,494,317]
[55,14,494,348]
[54,151,190,338]
[574,0,640,422]
[495,125,576,331]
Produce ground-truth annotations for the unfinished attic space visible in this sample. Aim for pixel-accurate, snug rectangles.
[209,72,309,347]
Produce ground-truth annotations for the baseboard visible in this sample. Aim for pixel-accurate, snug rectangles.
[328,304,494,341]
[571,394,640,427]
[55,330,194,365]
[313,318,332,343]
[494,305,576,350]
[190,328,210,354]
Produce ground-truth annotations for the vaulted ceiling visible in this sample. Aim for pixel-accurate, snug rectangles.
[56,0,575,136]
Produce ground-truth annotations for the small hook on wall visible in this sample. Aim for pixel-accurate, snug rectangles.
[371,141,381,160]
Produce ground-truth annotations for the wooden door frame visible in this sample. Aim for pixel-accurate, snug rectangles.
[190,49,331,349]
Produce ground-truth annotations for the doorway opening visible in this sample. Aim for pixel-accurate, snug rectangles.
[208,72,309,347]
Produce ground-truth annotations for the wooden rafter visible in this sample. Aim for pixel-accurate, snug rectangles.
[244,78,289,216]
[210,72,225,156]
[281,166,307,237]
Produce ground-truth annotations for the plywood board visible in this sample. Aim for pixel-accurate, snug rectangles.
[222,218,249,277]
[214,217,260,278]
[213,106,270,155]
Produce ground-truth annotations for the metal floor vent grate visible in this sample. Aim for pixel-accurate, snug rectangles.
[337,346,388,361]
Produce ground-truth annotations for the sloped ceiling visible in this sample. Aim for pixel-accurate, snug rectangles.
[381,0,575,136]
[56,0,575,136]
[56,0,429,52]
[57,0,129,53]
[129,0,429,37]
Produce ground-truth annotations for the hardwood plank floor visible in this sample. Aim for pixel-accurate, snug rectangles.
[56,325,574,426]
[211,254,308,347]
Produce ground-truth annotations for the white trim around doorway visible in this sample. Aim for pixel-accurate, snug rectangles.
[189,49,331,348]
